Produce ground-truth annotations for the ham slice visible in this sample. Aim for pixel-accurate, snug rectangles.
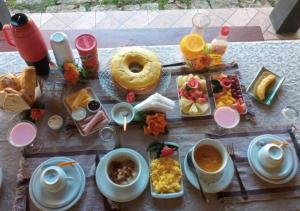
[82,110,106,134]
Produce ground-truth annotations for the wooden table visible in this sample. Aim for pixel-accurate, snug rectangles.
[0,26,264,52]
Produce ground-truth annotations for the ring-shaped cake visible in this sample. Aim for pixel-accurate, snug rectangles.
[111,47,162,94]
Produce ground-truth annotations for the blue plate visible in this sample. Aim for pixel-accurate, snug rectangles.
[29,157,86,211]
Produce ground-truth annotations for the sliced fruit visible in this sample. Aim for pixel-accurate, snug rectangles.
[180,97,193,113]
[180,34,206,60]
[195,102,209,114]
[188,103,199,115]
[199,79,207,90]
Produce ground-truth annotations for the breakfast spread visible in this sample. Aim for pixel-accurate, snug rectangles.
[108,159,137,185]
[111,47,162,94]
[256,74,276,101]
[177,74,210,116]
[0,67,37,112]
[211,73,246,114]
[64,87,109,136]
[48,115,64,130]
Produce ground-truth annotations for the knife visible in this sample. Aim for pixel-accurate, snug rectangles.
[288,125,300,162]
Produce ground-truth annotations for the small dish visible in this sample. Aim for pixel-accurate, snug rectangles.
[71,108,87,121]
[87,100,101,113]
[48,115,64,130]
[246,67,285,105]
[111,102,135,125]
[147,142,184,198]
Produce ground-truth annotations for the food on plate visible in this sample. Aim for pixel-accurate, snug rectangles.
[108,159,137,185]
[134,93,175,113]
[150,156,182,193]
[194,145,223,172]
[177,74,209,116]
[71,107,87,121]
[111,47,162,94]
[0,67,37,112]
[256,74,276,101]
[87,100,101,113]
[144,113,167,136]
[65,88,92,111]
[212,73,246,114]
[0,73,21,91]
[81,110,108,134]
[48,115,64,130]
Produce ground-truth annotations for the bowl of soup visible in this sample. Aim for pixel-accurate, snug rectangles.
[192,139,228,183]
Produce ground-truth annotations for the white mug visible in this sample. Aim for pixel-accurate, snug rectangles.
[40,166,72,192]
[192,139,228,184]
[258,143,284,169]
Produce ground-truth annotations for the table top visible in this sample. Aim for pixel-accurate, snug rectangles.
[1,39,300,210]
[0,26,264,52]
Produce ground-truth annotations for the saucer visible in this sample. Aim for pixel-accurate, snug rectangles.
[29,157,86,210]
[248,134,298,184]
[96,148,149,202]
[184,148,234,193]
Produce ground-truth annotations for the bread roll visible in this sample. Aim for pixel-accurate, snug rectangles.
[3,93,30,112]
[20,67,36,101]
[0,73,21,91]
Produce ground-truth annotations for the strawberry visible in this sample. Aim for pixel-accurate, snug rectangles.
[126,91,136,103]
[160,146,175,157]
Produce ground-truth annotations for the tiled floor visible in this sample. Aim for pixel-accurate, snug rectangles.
[27,8,300,40]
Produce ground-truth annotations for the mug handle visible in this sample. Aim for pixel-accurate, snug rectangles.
[2,24,16,47]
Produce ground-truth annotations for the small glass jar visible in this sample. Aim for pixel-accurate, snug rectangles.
[99,126,118,150]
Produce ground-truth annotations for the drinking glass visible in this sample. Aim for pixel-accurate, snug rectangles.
[281,106,299,126]
[99,126,118,150]
[191,13,210,36]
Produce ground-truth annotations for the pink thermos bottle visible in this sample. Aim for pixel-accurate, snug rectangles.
[2,13,50,75]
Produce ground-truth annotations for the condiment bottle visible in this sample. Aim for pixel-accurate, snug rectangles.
[75,34,99,78]
[210,26,230,55]
[50,32,74,67]
[2,13,50,76]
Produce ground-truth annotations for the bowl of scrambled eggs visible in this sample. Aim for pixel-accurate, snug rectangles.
[148,142,184,198]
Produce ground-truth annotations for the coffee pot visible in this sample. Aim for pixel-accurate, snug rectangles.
[2,13,50,76]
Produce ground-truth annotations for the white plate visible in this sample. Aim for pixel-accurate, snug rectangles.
[248,134,293,180]
[248,135,298,184]
[29,157,86,211]
[96,148,149,202]
[183,148,234,193]
[148,142,184,198]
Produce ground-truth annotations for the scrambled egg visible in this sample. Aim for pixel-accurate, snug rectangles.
[150,156,182,193]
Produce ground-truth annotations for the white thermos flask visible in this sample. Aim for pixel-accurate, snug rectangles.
[50,32,74,67]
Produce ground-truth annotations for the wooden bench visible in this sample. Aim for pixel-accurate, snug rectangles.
[0,26,264,52]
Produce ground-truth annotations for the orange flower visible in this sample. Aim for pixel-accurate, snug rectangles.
[144,113,167,136]
[63,63,80,85]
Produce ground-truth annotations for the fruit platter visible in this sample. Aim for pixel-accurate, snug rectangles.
[177,74,211,117]
[211,73,247,114]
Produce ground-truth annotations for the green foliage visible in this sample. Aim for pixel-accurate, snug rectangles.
[158,0,166,9]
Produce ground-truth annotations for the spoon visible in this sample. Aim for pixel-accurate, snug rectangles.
[120,109,129,131]
[187,151,209,203]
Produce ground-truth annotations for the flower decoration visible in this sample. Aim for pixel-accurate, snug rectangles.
[160,146,176,157]
[126,91,136,103]
[30,108,45,121]
[144,113,167,136]
[63,63,80,85]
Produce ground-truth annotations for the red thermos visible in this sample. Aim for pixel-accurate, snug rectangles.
[2,13,50,76]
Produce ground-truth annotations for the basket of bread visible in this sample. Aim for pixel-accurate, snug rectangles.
[0,67,40,113]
